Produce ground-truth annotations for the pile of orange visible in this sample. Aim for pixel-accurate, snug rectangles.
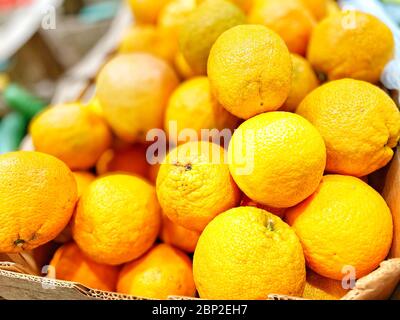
[0,0,398,301]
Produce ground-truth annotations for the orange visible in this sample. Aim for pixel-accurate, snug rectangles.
[302,270,349,300]
[96,53,179,143]
[297,79,400,177]
[286,175,393,280]
[193,207,306,299]
[208,24,292,119]
[72,174,161,265]
[249,0,316,56]
[0,151,77,253]
[72,171,96,198]
[240,195,286,219]
[160,214,200,253]
[300,0,327,20]
[174,51,196,80]
[156,141,241,232]
[307,11,395,83]
[228,112,326,208]
[164,77,238,145]
[148,163,161,184]
[281,53,319,112]
[117,244,196,299]
[118,25,177,63]
[128,0,171,24]
[30,103,112,170]
[179,0,246,74]
[96,144,150,179]
[50,242,119,292]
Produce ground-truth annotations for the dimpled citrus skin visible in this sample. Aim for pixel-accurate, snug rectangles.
[117,244,196,299]
[193,207,306,299]
[30,103,112,170]
[0,151,77,253]
[286,175,393,280]
[208,25,292,119]
[249,0,316,56]
[72,172,96,198]
[281,54,319,112]
[296,79,400,177]
[156,141,241,232]
[179,0,246,75]
[160,214,200,253]
[165,77,238,145]
[128,0,171,24]
[302,270,348,300]
[96,53,179,143]
[72,174,161,265]
[50,242,119,292]
[307,11,394,83]
[228,112,326,208]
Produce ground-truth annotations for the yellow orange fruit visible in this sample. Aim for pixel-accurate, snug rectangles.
[156,141,241,232]
[297,79,400,177]
[281,53,319,112]
[96,53,179,143]
[193,207,306,299]
[72,171,96,198]
[208,24,292,119]
[286,175,393,280]
[174,51,196,79]
[249,0,316,56]
[160,214,200,253]
[302,270,348,300]
[300,0,327,20]
[326,0,339,16]
[196,0,253,12]
[118,25,177,62]
[86,96,104,117]
[228,112,326,208]
[96,144,150,179]
[164,77,238,145]
[240,195,286,219]
[72,174,161,265]
[117,244,196,299]
[128,0,171,24]
[30,103,112,170]
[179,0,246,74]
[50,242,119,292]
[307,11,395,83]
[0,151,77,253]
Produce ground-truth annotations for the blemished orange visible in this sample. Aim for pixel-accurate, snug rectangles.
[156,141,241,232]
[50,242,119,292]
[179,0,246,75]
[96,144,150,179]
[160,214,200,253]
[207,24,292,119]
[118,25,177,63]
[286,175,393,280]
[249,0,316,56]
[72,174,161,265]
[296,79,400,177]
[228,112,326,208]
[117,244,196,299]
[30,103,112,170]
[72,171,96,198]
[128,0,171,24]
[240,195,286,219]
[302,270,349,300]
[164,77,238,145]
[96,53,179,143]
[300,0,327,20]
[307,11,395,83]
[281,54,319,112]
[193,207,306,299]
[0,151,77,253]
